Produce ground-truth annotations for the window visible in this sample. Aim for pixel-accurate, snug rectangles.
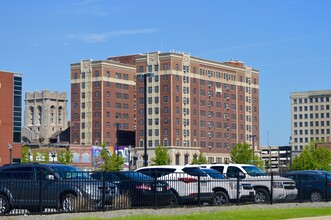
[163,63,168,70]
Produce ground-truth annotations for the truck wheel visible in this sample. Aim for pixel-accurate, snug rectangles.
[0,195,10,214]
[255,188,270,203]
[213,191,229,205]
[310,191,323,202]
[61,193,78,212]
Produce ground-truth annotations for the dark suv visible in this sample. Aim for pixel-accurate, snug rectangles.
[0,164,118,214]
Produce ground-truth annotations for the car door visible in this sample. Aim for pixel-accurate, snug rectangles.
[34,166,58,207]
[6,166,36,207]
[226,166,243,178]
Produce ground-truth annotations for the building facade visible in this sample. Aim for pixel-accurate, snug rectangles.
[22,90,68,146]
[260,145,292,174]
[0,71,22,165]
[290,90,331,156]
[131,52,259,166]
[70,59,136,147]
[71,52,260,167]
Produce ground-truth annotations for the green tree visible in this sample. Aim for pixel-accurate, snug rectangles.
[292,142,331,171]
[191,152,208,164]
[57,149,73,164]
[99,145,125,171]
[21,146,29,163]
[230,142,253,164]
[150,145,171,165]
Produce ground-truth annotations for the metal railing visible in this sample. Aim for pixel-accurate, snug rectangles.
[0,170,330,216]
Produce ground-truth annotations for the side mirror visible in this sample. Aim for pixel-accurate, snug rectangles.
[238,172,246,179]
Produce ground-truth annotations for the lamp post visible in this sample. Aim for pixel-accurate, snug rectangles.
[51,149,56,164]
[28,148,31,163]
[143,73,154,167]
[8,144,12,164]
[249,135,256,165]
[128,145,131,170]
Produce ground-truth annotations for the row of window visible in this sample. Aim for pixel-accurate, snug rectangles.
[73,71,129,80]
[293,112,330,120]
[293,96,330,104]
[294,127,331,135]
[293,120,330,127]
[294,135,329,143]
[137,138,236,149]
[293,128,330,136]
[73,111,130,120]
[293,104,330,112]
[139,62,256,84]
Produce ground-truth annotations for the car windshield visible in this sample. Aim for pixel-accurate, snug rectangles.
[201,168,226,179]
[117,172,154,181]
[182,167,207,177]
[50,165,91,179]
[242,166,266,176]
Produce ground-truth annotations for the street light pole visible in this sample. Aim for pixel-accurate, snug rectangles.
[8,144,12,164]
[143,73,154,167]
[249,135,256,165]
[28,148,31,163]
[51,150,56,164]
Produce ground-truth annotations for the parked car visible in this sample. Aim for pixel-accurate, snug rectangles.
[283,170,331,202]
[135,165,255,205]
[90,171,175,207]
[189,164,297,203]
[0,163,118,214]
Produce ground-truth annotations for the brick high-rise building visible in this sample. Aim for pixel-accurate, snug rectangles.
[71,52,260,167]
[0,71,22,165]
[290,90,331,156]
[70,59,136,146]
[131,52,259,166]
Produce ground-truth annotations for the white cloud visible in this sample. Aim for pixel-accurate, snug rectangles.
[66,29,159,43]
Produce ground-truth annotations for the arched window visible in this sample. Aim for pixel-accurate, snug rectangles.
[29,106,34,125]
[82,153,90,163]
[72,153,80,163]
[184,154,189,165]
[37,106,42,125]
[58,106,63,125]
[50,106,55,124]
[175,153,180,165]
[163,138,168,146]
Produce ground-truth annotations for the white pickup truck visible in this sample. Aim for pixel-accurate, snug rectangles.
[189,164,298,203]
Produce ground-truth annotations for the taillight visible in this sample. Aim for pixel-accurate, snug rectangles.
[178,177,198,184]
[166,185,171,190]
[136,184,151,190]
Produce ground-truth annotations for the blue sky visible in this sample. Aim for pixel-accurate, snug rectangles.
[1,0,331,146]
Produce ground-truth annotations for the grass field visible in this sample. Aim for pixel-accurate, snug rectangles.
[74,206,331,220]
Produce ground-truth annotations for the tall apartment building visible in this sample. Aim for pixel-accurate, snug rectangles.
[0,71,22,165]
[70,59,136,146]
[71,52,260,167]
[290,90,331,156]
[132,52,259,165]
[22,90,68,146]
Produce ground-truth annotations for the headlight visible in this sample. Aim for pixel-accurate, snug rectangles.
[273,182,283,188]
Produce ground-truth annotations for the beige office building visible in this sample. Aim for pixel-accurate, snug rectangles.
[290,90,331,156]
